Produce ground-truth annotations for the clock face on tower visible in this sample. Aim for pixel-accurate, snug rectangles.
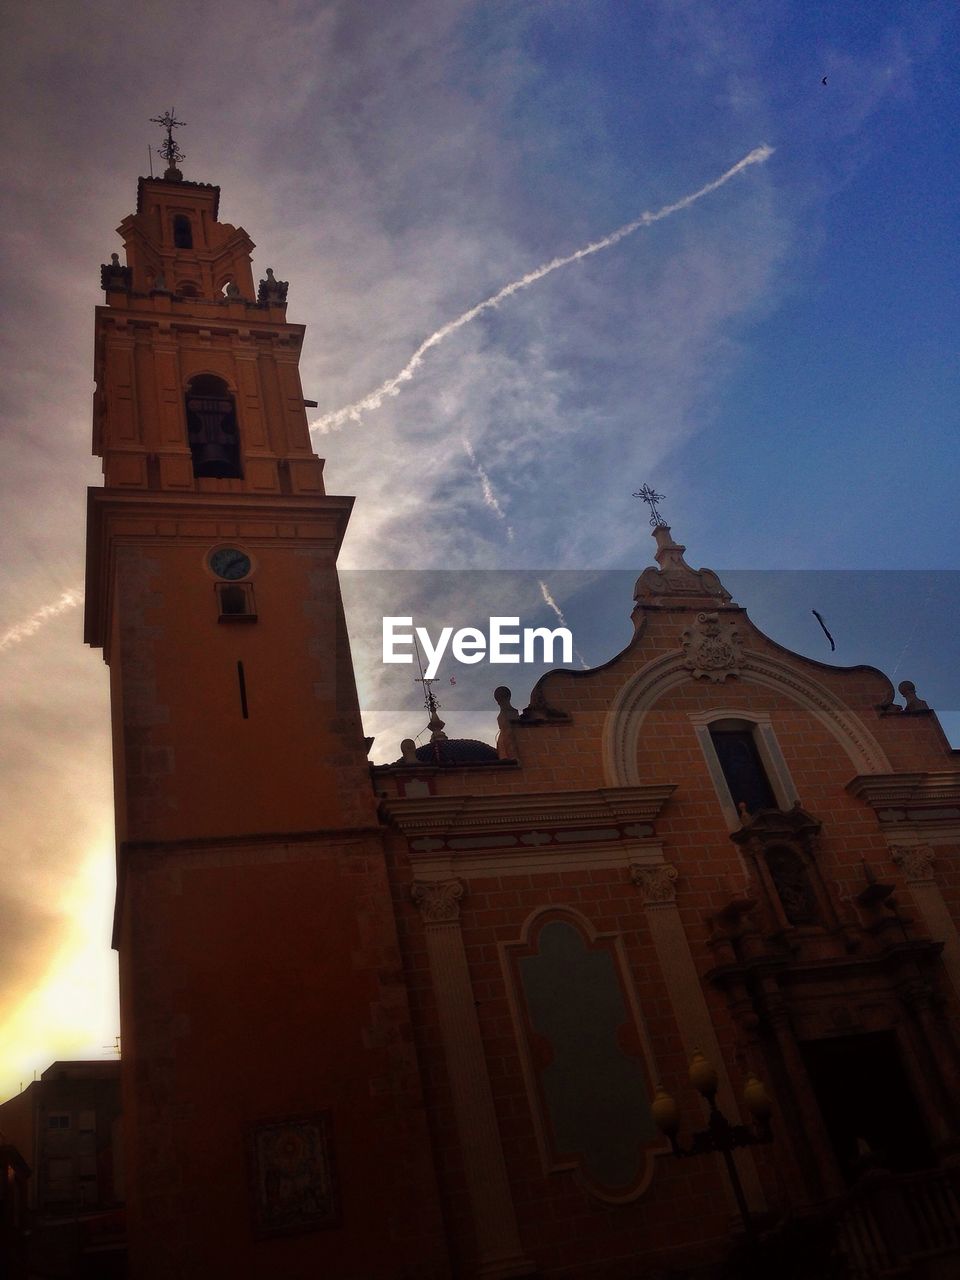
[209,547,252,581]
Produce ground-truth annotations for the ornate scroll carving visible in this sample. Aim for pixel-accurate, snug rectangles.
[892,846,937,885]
[630,863,678,907]
[681,612,743,683]
[411,878,464,923]
[634,526,732,603]
[765,845,820,925]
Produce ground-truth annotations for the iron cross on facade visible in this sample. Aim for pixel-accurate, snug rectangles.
[633,484,667,527]
[150,109,186,175]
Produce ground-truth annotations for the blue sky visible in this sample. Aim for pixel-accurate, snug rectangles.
[0,0,957,1095]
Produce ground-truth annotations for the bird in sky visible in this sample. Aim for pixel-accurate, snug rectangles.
[812,609,836,651]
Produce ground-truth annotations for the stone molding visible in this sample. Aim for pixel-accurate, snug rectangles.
[499,906,664,1203]
[629,862,679,907]
[689,710,800,834]
[411,878,464,924]
[381,785,675,840]
[408,842,666,884]
[847,773,960,810]
[603,650,890,787]
[892,845,937,885]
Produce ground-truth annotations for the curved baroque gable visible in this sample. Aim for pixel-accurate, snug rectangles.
[603,649,891,786]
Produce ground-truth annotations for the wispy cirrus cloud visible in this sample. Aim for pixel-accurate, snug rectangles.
[0,588,84,654]
[538,579,589,669]
[462,436,515,540]
[311,146,773,434]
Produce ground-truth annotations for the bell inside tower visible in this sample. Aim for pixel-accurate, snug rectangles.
[184,374,242,478]
[173,214,193,248]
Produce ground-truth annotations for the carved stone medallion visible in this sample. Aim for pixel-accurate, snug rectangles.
[681,612,743,683]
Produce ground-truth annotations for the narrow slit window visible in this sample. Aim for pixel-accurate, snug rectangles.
[237,661,249,718]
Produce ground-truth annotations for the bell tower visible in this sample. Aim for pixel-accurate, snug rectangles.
[85,132,448,1277]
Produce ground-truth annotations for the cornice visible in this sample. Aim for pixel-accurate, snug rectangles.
[95,303,304,342]
[380,784,675,840]
[136,175,221,218]
[84,489,354,651]
[847,773,960,810]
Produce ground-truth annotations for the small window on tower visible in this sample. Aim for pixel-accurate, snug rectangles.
[185,375,242,479]
[216,582,257,622]
[709,727,777,815]
[173,215,193,249]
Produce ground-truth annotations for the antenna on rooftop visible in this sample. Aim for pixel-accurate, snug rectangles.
[413,632,447,742]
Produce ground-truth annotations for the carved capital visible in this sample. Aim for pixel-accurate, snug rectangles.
[630,862,679,907]
[892,845,937,885]
[411,878,465,924]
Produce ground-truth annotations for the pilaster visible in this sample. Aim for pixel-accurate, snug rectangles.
[411,879,534,1279]
[629,860,766,1213]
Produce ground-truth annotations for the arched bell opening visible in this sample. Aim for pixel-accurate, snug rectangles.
[173,215,193,249]
[184,374,242,479]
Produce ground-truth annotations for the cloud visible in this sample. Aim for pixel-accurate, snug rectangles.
[0,893,62,1011]
[310,146,773,433]
[538,579,589,669]
[0,588,84,654]
[462,437,515,540]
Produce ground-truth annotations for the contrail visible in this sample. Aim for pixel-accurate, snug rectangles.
[539,580,589,670]
[0,588,84,653]
[312,144,773,433]
[462,437,514,541]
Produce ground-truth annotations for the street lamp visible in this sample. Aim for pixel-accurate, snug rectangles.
[651,1051,773,1238]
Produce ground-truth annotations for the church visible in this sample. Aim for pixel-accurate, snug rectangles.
[83,137,960,1278]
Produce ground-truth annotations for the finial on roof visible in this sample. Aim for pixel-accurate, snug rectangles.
[427,707,448,742]
[149,108,186,180]
[633,517,733,606]
[633,484,668,528]
[257,267,289,306]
